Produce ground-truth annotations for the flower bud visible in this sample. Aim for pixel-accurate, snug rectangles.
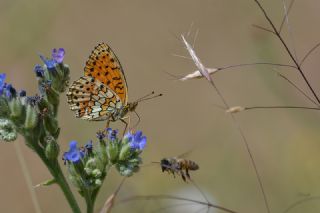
[128,157,141,165]
[44,116,58,136]
[0,98,10,117]
[0,119,17,142]
[84,168,92,175]
[62,64,70,76]
[24,104,38,129]
[117,164,134,177]
[119,143,131,161]
[46,86,60,106]
[95,179,102,186]
[45,137,60,160]
[85,158,97,169]
[107,142,119,163]
[8,98,23,118]
[92,169,102,178]
[34,64,45,78]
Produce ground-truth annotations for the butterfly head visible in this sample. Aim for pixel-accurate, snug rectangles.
[128,101,138,112]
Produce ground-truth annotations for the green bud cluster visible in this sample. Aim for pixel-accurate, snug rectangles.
[114,140,142,177]
[64,130,146,206]
[0,119,17,142]
[0,54,70,163]
[104,134,144,177]
[64,141,108,198]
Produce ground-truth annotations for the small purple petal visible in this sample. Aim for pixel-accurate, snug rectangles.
[39,54,56,69]
[124,132,133,142]
[126,130,147,151]
[134,131,143,141]
[105,128,118,141]
[52,48,65,63]
[139,136,147,150]
[69,141,78,150]
[0,73,6,88]
[96,131,105,140]
[63,141,84,164]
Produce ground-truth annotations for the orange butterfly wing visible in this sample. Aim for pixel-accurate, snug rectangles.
[67,76,122,121]
[84,43,128,105]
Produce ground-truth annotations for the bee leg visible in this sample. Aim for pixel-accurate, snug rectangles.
[170,170,176,178]
[180,171,186,182]
[186,168,191,179]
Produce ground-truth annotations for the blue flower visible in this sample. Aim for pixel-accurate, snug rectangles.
[19,90,26,97]
[106,128,118,141]
[63,141,84,164]
[84,141,93,154]
[39,54,56,69]
[0,73,6,95]
[26,95,42,106]
[0,73,6,87]
[124,131,147,151]
[52,48,65,63]
[96,130,105,140]
[34,64,44,77]
[4,84,16,99]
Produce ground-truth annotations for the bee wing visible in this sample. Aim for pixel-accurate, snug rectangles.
[176,149,195,159]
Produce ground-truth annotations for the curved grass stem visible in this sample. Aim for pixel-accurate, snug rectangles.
[119,194,239,213]
[254,0,320,105]
[244,106,320,111]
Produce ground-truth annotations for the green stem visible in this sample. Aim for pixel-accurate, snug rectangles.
[85,164,112,213]
[30,140,82,213]
[84,190,94,213]
[54,163,82,213]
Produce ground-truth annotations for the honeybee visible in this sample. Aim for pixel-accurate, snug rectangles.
[160,157,199,182]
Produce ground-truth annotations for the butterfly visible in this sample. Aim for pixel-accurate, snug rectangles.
[67,43,140,129]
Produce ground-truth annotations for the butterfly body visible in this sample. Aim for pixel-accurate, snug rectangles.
[67,43,134,124]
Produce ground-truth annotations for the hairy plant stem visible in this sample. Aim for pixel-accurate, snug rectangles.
[27,137,82,213]
[254,0,320,104]
[84,190,94,213]
[84,164,112,213]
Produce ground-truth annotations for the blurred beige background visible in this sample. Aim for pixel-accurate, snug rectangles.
[1,0,320,212]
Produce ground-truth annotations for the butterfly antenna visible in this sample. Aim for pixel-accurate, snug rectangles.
[137,93,163,103]
[136,91,155,102]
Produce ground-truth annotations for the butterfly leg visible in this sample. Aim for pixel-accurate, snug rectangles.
[120,117,129,135]
[105,119,111,129]
[133,110,141,129]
